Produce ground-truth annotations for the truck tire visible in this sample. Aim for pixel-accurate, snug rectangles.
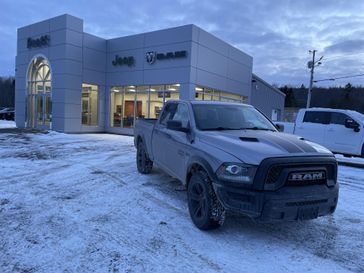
[187,171,225,230]
[136,141,153,174]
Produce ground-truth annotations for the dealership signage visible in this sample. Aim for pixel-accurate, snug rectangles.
[146,50,187,64]
[27,35,50,49]
[112,55,135,67]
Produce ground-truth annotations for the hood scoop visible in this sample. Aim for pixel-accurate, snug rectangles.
[239,137,259,142]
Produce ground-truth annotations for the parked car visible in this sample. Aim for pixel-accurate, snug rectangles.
[134,101,339,230]
[278,108,364,157]
[0,107,15,120]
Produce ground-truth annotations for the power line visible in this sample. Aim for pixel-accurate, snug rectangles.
[322,52,364,62]
[314,73,364,83]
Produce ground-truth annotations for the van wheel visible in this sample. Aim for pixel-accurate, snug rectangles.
[136,141,153,174]
[187,171,225,230]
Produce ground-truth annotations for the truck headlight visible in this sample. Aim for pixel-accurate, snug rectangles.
[216,163,257,183]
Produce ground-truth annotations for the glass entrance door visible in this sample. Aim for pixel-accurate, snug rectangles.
[27,57,52,130]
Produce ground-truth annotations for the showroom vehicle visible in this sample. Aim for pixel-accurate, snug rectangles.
[134,101,339,230]
[279,108,364,157]
[0,107,15,120]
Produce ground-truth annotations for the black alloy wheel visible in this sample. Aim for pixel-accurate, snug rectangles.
[187,171,224,230]
[136,141,153,174]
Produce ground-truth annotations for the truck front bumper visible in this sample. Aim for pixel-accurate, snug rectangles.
[213,182,339,221]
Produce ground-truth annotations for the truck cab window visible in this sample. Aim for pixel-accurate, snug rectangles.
[303,111,330,124]
[159,103,177,126]
[330,113,351,126]
[172,103,190,127]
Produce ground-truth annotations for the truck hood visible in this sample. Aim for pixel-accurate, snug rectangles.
[198,130,332,165]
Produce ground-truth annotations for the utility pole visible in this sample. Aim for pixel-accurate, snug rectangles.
[306,50,316,108]
[306,50,323,108]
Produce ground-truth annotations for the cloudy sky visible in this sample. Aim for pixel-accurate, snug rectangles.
[1,0,364,86]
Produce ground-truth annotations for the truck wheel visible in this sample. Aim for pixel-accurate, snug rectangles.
[187,171,225,230]
[136,141,153,174]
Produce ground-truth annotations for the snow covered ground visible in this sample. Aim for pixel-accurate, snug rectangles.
[0,120,16,129]
[0,126,364,272]
[335,154,364,167]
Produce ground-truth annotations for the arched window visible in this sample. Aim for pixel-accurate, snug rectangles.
[26,56,52,129]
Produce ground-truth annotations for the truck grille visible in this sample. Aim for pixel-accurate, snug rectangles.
[265,166,284,184]
[265,164,335,186]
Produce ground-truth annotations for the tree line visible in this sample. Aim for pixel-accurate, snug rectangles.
[279,83,364,114]
[0,76,15,108]
[1,76,363,113]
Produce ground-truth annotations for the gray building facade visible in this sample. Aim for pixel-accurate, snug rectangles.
[15,14,284,134]
[251,74,285,121]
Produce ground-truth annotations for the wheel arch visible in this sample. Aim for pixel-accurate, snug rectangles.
[185,156,216,187]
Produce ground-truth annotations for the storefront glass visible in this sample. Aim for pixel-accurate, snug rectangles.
[149,85,164,119]
[82,83,99,126]
[195,86,247,103]
[110,84,180,128]
[123,86,136,128]
[26,57,52,129]
[110,87,123,127]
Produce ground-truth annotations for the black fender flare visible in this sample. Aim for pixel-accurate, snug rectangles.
[185,156,217,186]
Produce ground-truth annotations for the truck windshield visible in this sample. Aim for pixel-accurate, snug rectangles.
[192,104,277,131]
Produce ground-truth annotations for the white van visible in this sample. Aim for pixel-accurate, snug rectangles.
[284,108,364,157]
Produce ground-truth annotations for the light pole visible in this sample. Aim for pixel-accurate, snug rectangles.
[306,50,323,108]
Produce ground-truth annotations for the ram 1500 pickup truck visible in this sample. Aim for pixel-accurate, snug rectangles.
[134,101,339,230]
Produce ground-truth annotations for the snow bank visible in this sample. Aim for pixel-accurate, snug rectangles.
[0,120,16,129]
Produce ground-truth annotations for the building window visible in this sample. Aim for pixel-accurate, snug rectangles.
[110,84,180,128]
[195,86,247,103]
[110,87,123,127]
[82,83,99,126]
[149,85,165,119]
[26,56,52,129]
[123,86,136,128]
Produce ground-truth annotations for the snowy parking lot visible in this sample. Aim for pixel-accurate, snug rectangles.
[0,125,364,273]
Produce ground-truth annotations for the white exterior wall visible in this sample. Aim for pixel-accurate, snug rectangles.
[15,14,255,133]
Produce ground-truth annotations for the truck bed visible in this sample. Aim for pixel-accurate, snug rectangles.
[134,119,158,158]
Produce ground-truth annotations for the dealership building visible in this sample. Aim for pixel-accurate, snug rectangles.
[15,14,285,134]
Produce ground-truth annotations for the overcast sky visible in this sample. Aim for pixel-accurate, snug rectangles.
[1,0,364,87]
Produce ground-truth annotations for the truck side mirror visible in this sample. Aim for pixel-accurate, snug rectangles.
[275,123,284,132]
[345,118,360,132]
[167,120,190,133]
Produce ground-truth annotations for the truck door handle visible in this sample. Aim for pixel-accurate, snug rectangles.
[327,129,334,132]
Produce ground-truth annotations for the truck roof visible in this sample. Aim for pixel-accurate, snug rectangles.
[300,107,363,116]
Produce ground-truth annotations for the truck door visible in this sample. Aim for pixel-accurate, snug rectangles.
[152,102,191,180]
[152,103,176,168]
[294,111,330,147]
[164,103,191,180]
[325,112,361,155]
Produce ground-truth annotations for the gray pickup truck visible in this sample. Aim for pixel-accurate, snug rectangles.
[134,100,339,230]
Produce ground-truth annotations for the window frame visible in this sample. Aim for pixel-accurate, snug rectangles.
[82,83,99,126]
